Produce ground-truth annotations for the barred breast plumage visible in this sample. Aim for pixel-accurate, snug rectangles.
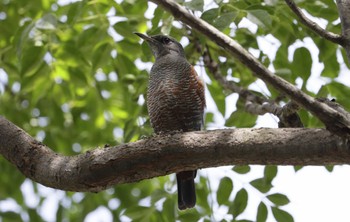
[148,56,205,133]
[135,33,205,210]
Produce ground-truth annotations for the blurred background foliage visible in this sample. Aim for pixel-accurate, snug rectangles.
[0,0,349,221]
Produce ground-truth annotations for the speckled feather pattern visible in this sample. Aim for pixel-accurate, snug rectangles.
[147,55,205,134]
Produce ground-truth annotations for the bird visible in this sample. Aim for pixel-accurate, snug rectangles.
[135,33,206,210]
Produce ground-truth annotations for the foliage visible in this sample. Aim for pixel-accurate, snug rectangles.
[0,0,348,221]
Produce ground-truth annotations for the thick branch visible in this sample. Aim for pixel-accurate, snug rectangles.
[285,0,345,45]
[150,0,350,137]
[1,116,349,192]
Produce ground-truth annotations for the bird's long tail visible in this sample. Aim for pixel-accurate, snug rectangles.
[176,170,196,210]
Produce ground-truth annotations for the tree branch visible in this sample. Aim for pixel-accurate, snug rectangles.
[1,116,349,192]
[150,0,350,137]
[196,41,303,127]
[336,0,350,63]
[198,43,268,105]
[285,0,345,46]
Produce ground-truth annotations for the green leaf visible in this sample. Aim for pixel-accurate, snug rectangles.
[291,47,312,82]
[250,178,272,193]
[225,109,257,127]
[178,210,201,221]
[121,73,137,84]
[267,193,290,206]
[124,206,155,220]
[247,10,272,29]
[92,41,112,70]
[317,39,336,61]
[229,189,248,218]
[232,165,250,174]
[325,165,334,172]
[56,203,63,222]
[325,82,350,110]
[197,176,211,212]
[114,21,138,40]
[273,46,291,79]
[207,81,226,116]
[317,38,339,78]
[302,1,339,21]
[19,45,46,77]
[160,16,174,35]
[184,0,204,11]
[205,112,214,125]
[28,208,42,221]
[151,7,164,28]
[341,48,350,68]
[0,211,23,222]
[264,165,277,183]
[213,11,238,30]
[272,207,294,222]
[256,202,268,222]
[77,26,100,48]
[321,52,339,78]
[294,166,303,172]
[201,8,219,23]
[35,13,57,30]
[217,177,234,205]
[162,197,176,220]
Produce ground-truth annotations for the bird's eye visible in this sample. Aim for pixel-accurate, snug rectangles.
[163,37,171,44]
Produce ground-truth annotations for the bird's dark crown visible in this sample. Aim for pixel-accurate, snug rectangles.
[151,35,185,58]
[151,35,177,45]
[136,33,185,59]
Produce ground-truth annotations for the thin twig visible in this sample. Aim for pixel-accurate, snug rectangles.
[336,0,350,62]
[195,39,303,124]
[245,100,303,129]
[285,0,345,46]
[245,100,281,116]
[199,43,268,105]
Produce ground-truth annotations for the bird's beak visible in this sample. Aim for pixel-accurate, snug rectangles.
[135,33,163,59]
[134,33,159,46]
[134,32,151,41]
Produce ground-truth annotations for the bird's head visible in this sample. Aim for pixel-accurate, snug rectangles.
[135,33,185,60]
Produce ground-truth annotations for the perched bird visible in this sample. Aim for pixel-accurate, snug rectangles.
[135,33,205,210]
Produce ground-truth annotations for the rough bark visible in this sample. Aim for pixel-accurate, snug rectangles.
[150,0,350,137]
[0,116,349,192]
